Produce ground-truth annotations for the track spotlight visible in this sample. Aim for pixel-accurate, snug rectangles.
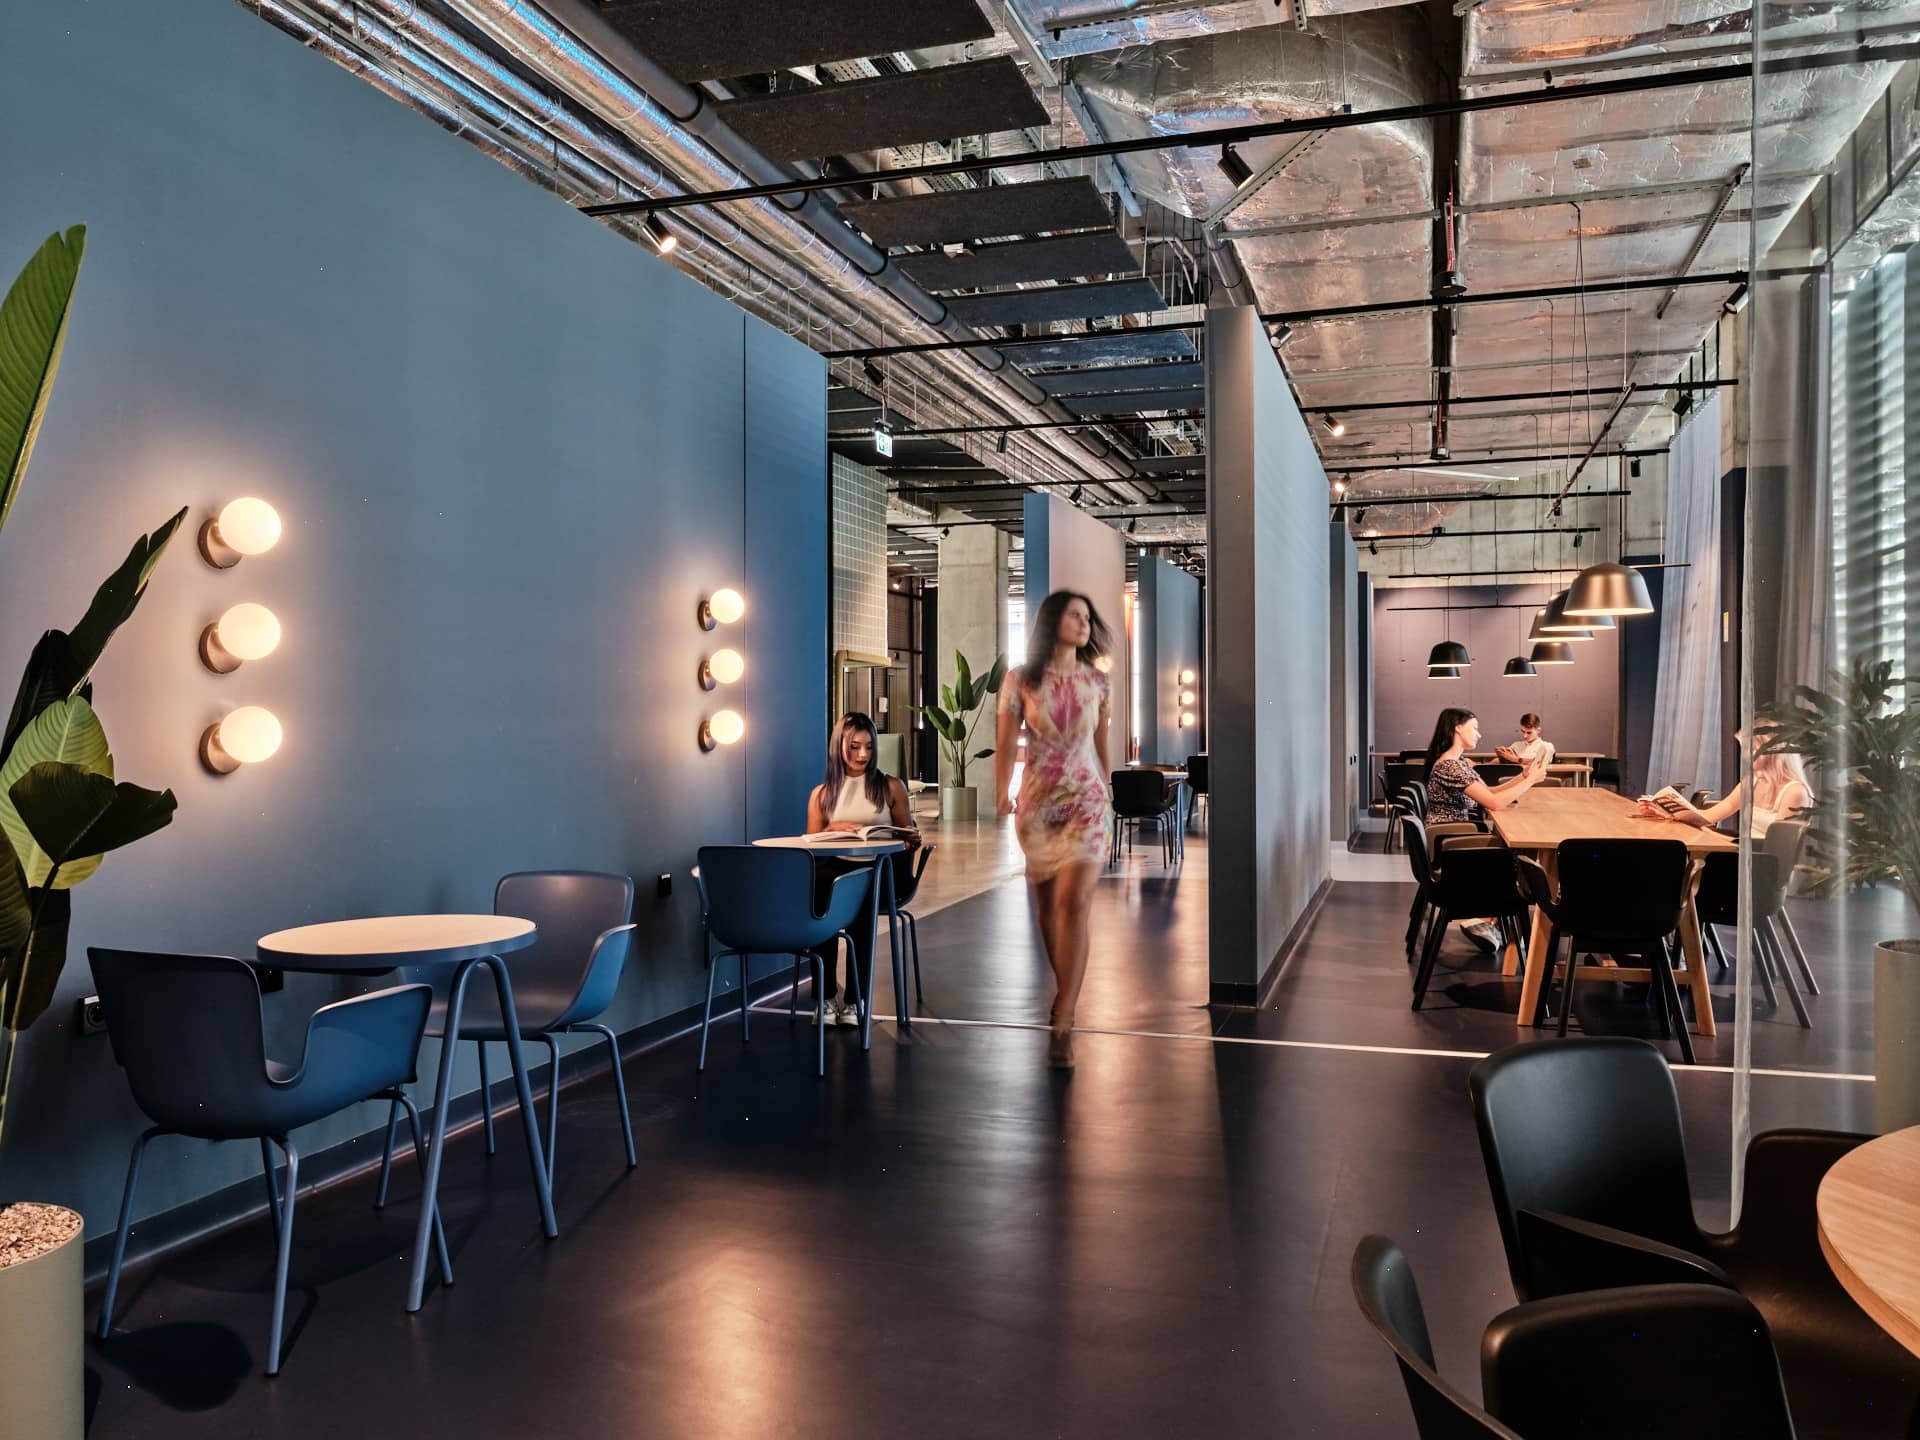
[1069,485,1084,504]
[996,430,1009,454]
[1217,143,1253,188]
[1352,507,1368,526]
[1573,533,1583,549]
[1723,282,1750,314]
[1128,518,1139,535]
[1323,416,1347,437]
[1369,540,1379,556]
[1434,269,1467,298]
[862,359,885,387]
[1673,389,1694,418]
[1332,480,1347,495]
[1269,322,1295,348]
[644,215,677,255]
[1630,458,1642,478]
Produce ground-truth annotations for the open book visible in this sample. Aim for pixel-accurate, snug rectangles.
[1638,785,1701,819]
[801,825,917,843]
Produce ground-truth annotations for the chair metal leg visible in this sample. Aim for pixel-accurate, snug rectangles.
[1776,910,1820,995]
[373,1098,401,1208]
[1651,945,1696,1064]
[907,910,923,1007]
[1405,894,1427,957]
[261,1136,285,1243]
[99,1127,161,1338]
[841,931,870,1054]
[542,1033,562,1187]
[1704,924,1729,978]
[738,952,752,1043]
[1556,942,1580,1038]
[1411,908,1449,1011]
[264,1135,299,1376]
[1761,922,1812,1028]
[812,954,827,1077]
[477,1042,496,1156]
[391,1091,452,1286]
[789,954,804,1022]
[697,948,724,1071]
[578,1022,638,1169]
[1530,929,1559,1027]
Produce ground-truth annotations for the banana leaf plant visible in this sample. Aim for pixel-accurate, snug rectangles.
[0,227,184,1156]
[1755,658,1920,901]
[915,650,1007,789]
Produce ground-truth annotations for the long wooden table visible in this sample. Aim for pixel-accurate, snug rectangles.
[1488,787,1733,1035]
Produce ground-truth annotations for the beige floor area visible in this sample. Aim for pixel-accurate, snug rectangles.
[905,813,1030,917]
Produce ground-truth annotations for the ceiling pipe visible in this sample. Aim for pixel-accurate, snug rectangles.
[458,0,1153,503]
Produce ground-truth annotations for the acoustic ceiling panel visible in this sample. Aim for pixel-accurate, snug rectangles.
[1059,387,1205,417]
[1002,329,1196,370]
[944,277,1167,328]
[1128,455,1206,475]
[714,60,1049,164]
[896,232,1140,292]
[594,0,993,85]
[1032,361,1204,397]
[840,177,1114,248]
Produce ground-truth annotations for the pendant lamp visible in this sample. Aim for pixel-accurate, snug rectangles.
[1529,639,1575,665]
[1503,656,1537,676]
[1428,664,1463,678]
[1538,590,1594,635]
[1564,560,1654,617]
[1428,639,1471,669]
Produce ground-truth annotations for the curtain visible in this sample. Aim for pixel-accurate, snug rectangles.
[1648,390,1724,796]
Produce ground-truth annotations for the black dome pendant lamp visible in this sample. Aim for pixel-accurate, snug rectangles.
[1565,560,1654,617]
[1428,573,1470,671]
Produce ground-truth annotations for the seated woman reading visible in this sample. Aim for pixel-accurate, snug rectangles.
[1427,706,1547,951]
[1636,728,1811,838]
[805,712,920,1026]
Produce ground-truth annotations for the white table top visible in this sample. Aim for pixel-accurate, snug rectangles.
[258,914,537,970]
[754,835,907,858]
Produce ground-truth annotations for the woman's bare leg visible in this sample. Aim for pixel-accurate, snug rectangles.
[1050,860,1101,1034]
[1030,873,1062,1022]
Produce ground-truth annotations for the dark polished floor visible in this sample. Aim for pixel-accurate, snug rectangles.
[87,825,1875,1437]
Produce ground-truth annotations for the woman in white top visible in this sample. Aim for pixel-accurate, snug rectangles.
[804,712,919,1025]
[1635,728,1813,837]
[1496,713,1555,767]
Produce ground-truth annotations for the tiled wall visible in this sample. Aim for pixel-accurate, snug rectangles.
[832,453,888,658]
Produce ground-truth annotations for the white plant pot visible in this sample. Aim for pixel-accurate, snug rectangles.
[0,1204,84,1440]
[1875,940,1920,1134]
[940,786,979,822]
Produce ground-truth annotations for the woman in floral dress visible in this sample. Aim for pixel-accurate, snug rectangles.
[994,591,1113,1068]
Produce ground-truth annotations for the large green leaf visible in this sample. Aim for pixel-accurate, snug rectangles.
[2,629,80,759]
[954,652,975,712]
[0,228,85,540]
[8,763,175,892]
[65,506,188,685]
[3,887,70,1032]
[0,831,29,952]
[0,696,112,888]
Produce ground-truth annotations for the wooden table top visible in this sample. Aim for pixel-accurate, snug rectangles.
[1819,1127,1920,1359]
[258,914,536,970]
[1488,787,1735,854]
[754,835,907,858]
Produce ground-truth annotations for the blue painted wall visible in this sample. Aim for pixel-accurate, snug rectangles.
[1136,555,1202,765]
[0,0,825,1231]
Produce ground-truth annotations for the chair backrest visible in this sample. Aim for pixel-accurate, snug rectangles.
[696,845,858,954]
[1693,850,1782,927]
[1185,754,1209,795]
[486,871,636,1029]
[88,949,275,1136]
[1477,763,1521,786]
[892,843,935,908]
[1435,846,1529,918]
[1760,817,1807,883]
[1351,1236,1526,1440]
[1399,748,1430,761]
[1553,838,1690,941]
[1512,856,1555,912]
[1111,769,1170,817]
[1401,814,1434,887]
[1481,1284,1797,1440]
[1386,761,1430,797]
[1589,756,1622,788]
[1469,1039,1700,1300]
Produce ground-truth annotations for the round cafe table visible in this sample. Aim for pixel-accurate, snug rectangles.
[1817,1125,1920,1358]
[257,914,550,1312]
[754,836,908,1041]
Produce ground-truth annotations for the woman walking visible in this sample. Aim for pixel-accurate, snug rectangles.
[994,591,1113,1069]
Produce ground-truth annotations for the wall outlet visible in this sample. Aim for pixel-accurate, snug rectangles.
[656,872,673,899]
[256,966,286,995]
[77,995,106,1036]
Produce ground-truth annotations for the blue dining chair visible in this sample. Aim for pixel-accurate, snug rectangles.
[376,871,637,1192]
[88,948,445,1375]
[892,845,935,1006]
[694,846,873,1076]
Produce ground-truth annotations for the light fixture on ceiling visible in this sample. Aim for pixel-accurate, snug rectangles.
[1428,640,1470,669]
[643,215,677,255]
[1332,480,1347,495]
[199,497,282,569]
[1127,518,1138,535]
[862,359,885,387]
[1369,541,1379,556]
[1427,664,1462,679]
[699,648,745,690]
[1352,507,1368,526]
[1503,656,1537,677]
[1217,143,1253,188]
[1323,416,1347,437]
[1564,561,1655,617]
[200,602,282,674]
[1529,640,1575,666]
[1269,322,1295,348]
[1430,443,1451,462]
[1069,485,1084,504]
[699,709,745,752]
[699,587,745,631]
[1434,269,1468,299]
[1538,591,1597,636]
[1673,389,1694,418]
[1630,458,1643,478]
[201,705,282,774]
[997,430,1009,454]
[1723,282,1750,314]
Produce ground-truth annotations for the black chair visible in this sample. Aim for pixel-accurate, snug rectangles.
[1694,850,1810,1027]
[1351,1235,1524,1439]
[1477,763,1522,786]
[90,950,445,1374]
[1514,838,1694,1063]
[1589,755,1622,790]
[892,844,935,1006]
[1763,819,1821,996]
[1469,1038,1920,1435]
[1398,748,1430,761]
[1481,1284,1799,1440]
[1409,838,1530,1011]
[1384,762,1431,851]
[1110,769,1177,865]
[1184,753,1208,831]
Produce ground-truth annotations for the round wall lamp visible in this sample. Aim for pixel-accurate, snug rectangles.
[700,648,745,691]
[699,709,745,752]
[1179,711,1196,727]
[1178,690,1195,705]
[1179,668,1196,684]
[698,588,745,631]
[200,602,281,674]
[201,705,283,774]
[199,498,282,569]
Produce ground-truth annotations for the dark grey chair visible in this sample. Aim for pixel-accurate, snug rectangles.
[377,871,638,1192]
[1762,819,1820,996]
[1110,769,1177,865]
[1589,755,1622,790]
[695,845,873,1076]
[90,949,444,1374]
[1695,850,1809,1027]
[892,844,935,1006]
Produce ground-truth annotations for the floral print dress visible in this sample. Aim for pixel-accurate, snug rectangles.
[1001,662,1113,880]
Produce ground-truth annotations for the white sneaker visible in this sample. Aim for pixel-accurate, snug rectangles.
[835,998,862,1027]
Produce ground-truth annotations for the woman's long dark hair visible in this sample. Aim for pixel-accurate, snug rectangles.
[1425,707,1477,771]
[821,711,889,816]
[1022,590,1113,684]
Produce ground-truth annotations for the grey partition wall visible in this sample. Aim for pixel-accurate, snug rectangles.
[1205,307,1331,1005]
[0,0,824,1237]
[1329,525,1362,842]
[1024,492,1130,769]
[1136,554,1203,765]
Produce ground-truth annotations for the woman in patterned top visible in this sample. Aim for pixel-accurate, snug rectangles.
[994,591,1114,1069]
[1426,707,1546,950]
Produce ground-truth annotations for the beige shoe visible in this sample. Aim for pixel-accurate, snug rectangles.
[1048,1029,1075,1069]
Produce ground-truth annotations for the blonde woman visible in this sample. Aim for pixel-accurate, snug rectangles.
[1636,728,1812,837]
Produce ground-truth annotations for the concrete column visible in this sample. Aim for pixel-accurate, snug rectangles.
[934,507,1008,806]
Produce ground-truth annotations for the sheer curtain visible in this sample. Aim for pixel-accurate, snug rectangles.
[1648,391,1724,797]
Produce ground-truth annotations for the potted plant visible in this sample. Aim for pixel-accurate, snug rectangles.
[917,650,1006,821]
[0,227,185,1440]
[1757,659,1920,1131]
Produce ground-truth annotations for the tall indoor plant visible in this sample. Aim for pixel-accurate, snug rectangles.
[0,227,185,1440]
[918,650,1006,821]
[1758,659,1920,1129]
